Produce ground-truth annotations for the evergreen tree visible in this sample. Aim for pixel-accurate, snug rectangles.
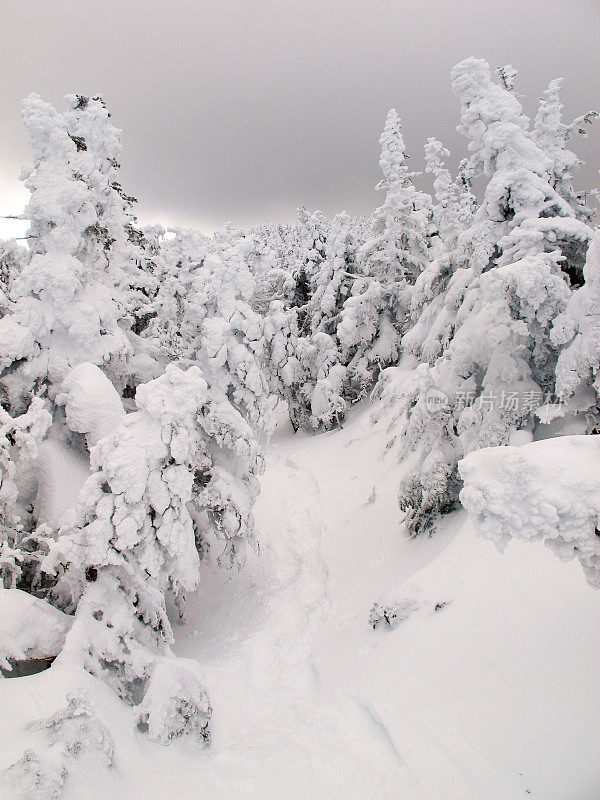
[385,57,593,535]
[45,365,262,741]
[0,93,159,415]
[359,109,431,287]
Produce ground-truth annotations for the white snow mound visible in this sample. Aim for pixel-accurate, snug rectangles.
[56,362,125,449]
[459,434,600,587]
[0,589,72,669]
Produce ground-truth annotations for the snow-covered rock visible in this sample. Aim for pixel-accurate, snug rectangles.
[0,589,71,670]
[459,434,600,587]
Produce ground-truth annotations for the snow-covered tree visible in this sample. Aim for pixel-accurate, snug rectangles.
[0,399,52,591]
[0,93,159,414]
[0,239,27,318]
[180,242,276,438]
[305,212,361,336]
[380,57,593,535]
[452,59,594,280]
[533,78,598,225]
[424,137,469,251]
[551,230,600,426]
[262,300,307,430]
[45,364,262,741]
[293,207,328,329]
[359,109,431,287]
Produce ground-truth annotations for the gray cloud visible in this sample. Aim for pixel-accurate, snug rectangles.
[1,0,598,234]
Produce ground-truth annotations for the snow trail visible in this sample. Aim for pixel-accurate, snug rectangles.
[171,441,415,798]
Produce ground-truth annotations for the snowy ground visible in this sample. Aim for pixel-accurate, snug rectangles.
[2,403,600,799]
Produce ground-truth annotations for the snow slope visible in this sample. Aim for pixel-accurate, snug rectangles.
[1,402,600,798]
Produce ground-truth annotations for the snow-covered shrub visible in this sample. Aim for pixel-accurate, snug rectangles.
[32,692,114,766]
[56,363,125,450]
[459,435,600,589]
[137,657,211,744]
[4,749,67,800]
[368,598,419,630]
[4,693,114,799]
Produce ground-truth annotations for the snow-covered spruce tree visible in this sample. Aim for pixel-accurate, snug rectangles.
[551,230,600,426]
[293,207,328,331]
[401,139,475,364]
[0,398,52,592]
[383,57,595,535]
[359,109,431,289]
[179,239,276,439]
[533,78,598,227]
[0,93,160,416]
[45,364,262,742]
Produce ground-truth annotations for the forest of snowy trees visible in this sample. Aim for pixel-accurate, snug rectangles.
[1,56,599,788]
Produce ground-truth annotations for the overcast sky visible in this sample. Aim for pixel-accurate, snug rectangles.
[1,0,598,237]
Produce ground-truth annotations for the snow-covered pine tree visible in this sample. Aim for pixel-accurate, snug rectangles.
[0,398,51,592]
[359,109,431,288]
[0,93,158,415]
[180,239,276,439]
[551,230,600,427]
[45,364,263,742]
[384,57,594,535]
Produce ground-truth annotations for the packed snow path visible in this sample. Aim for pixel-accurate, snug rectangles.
[172,438,414,798]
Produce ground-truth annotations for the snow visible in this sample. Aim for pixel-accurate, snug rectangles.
[0,588,71,669]
[56,363,125,449]
[1,59,599,799]
[459,434,600,588]
[2,402,600,798]
[34,438,91,529]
